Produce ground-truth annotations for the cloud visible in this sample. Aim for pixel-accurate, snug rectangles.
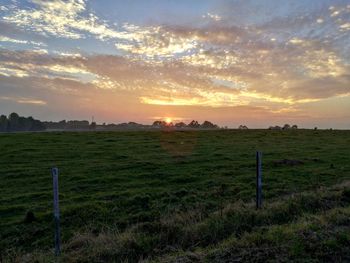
[0,0,349,115]
[0,35,46,46]
[0,35,28,44]
[340,23,350,31]
[202,13,222,22]
[1,38,349,112]
[3,0,128,40]
[2,1,199,58]
[0,49,97,82]
[0,96,47,105]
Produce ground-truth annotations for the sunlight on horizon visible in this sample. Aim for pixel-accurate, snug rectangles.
[165,117,173,124]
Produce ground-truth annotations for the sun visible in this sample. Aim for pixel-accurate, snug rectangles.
[165,117,172,124]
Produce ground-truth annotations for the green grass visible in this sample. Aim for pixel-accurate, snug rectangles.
[0,130,350,261]
[156,183,350,262]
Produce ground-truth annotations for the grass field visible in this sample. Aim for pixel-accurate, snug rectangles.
[1,129,350,262]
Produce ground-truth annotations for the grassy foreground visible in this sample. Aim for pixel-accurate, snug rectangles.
[0,129,350,262]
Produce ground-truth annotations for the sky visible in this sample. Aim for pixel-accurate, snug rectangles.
[0,0,349,128]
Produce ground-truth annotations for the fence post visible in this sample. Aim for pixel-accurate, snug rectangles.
[52,167,61,256]
[256,152,262,209]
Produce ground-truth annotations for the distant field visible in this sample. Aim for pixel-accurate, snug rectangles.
[1,130,350,262]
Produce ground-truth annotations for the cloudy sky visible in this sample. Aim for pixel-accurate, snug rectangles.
[0,0,349,128]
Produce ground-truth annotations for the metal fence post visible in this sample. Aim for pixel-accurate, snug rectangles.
[52,167,61,256]
[256,152,262,209]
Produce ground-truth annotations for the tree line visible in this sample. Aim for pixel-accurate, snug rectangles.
[0,112,303,132]
[0,113,45,132]
[152,120,219,129]
[43,120,93,130]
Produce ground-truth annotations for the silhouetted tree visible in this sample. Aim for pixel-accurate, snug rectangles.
[201,121,218,129]
[0,115,8,132]
[282,124,291,130]
[31,119,45,131]
[268,126,282,130]
[175,122,187,128]
[8,112,20,131]
[90,122,96,130]
[59,120,66,128]
[152,121,164,127]
[66,120,89,129]
[188,120,200,128]
[238,125,248,130]
[0,113,45,132]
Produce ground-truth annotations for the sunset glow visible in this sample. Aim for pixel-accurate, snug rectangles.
[0,0,349,128]
[165,117,172,124]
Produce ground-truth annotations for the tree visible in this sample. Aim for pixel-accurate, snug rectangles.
[188,120,200,128]
[58,120,66,129]
[175,122,187,128]
[0,115,8,132]
[282,124,291,130]
[18,116,31,131]
[9,112,19,121]
[8,112,20,131]
[90,122,96,130]
[1,113,45,132]
[201,121,218,129]
[31,119,45,131]
[152,121,164,127]
[66,120,89,129]
[268,126,282,130]
[238,125,248,130]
